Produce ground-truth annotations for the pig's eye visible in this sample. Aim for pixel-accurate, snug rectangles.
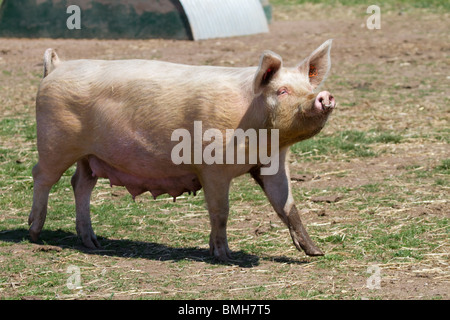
[277,88,288,96]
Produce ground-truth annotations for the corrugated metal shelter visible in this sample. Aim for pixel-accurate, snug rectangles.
[180,0,268,40]
[0,0,271,40]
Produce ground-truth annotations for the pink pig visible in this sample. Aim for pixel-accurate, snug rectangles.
[30,40,336,261]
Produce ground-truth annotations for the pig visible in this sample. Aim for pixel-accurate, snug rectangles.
[29,40,336,261]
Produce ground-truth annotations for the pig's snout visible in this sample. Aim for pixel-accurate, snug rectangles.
[314,91,335,112]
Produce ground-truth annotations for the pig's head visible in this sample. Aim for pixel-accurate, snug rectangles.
[253,39,335,146]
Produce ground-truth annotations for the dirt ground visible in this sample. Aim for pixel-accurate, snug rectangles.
[0,4,449,300]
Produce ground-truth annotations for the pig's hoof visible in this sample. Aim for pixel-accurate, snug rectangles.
[292,237,324,257]
[28,220,43,243]
[209,242,232,262]
[77,223,101,249]
[82,236,101,249]
[28,213,44,243]
[299,242,324,256]
[304,247,324,257]
[214,251,232,262]
[29,228,41,243]
[79,230,101,249]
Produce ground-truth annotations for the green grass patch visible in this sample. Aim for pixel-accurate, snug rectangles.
[291,129,402,160]
[0,117,36,141]
[435,159,450,174]
[361,183,382,193]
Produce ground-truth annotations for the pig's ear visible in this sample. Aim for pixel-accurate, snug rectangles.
[253,51,283,95]
[298,39,332,90]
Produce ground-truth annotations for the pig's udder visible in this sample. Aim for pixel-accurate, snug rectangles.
[87,155,202,200]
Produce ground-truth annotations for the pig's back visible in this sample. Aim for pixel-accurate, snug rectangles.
[41,58,255,130]
[45,58,255,91]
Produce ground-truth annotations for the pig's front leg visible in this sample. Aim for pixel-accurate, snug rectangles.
[250,150,324,257]
[200,172,232,261]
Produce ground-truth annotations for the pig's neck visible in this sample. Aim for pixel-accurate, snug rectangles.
[238,95,270,131]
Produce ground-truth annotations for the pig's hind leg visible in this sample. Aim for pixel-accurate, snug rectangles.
[71,157,100,249]
[29,159,74,243]
[28,163,57,242]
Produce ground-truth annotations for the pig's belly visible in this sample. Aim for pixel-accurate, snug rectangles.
[87,155,202,200]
